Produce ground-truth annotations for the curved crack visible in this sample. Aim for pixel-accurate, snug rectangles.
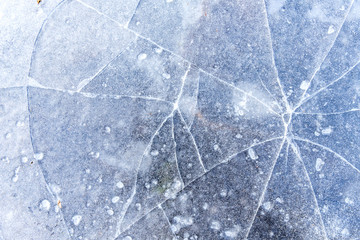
[27,0,68,78]
[25,87,72,239]
[261,0,291,113]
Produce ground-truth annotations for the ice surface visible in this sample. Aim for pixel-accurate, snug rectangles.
[1,0,360,239]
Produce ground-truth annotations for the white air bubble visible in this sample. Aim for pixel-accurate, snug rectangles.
[263,201,272,211]
[321,127,332,135]
[112,196,120,204]
[137,53,147,60]
[107,209,114,216]
[162,73,171,79]
[116,181,124,189]
[327,25,335,34]
[155,48,163,54]
[21,156,28,163]
[300,81,310,90]
[210,220,221,230]
[248,148,258,160]
[34,152,44,160]
[150,150,159,156]
[104,126,111,133]
[315,158,325,171]
[40,200,51,211]
[72,215,82,226]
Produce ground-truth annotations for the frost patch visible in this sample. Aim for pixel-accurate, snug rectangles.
[210,220,221,231]
[248,148,258,160]
[39,199,51,211]
[321,126,333,135]
[171,215,193,233]
[222,225,241,239]
[315,158,325,171]
[263,201,272,211]
[164,179,182,199]
[327,25,335,34]
[72,215,82,226]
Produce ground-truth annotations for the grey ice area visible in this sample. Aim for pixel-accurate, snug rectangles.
[0,0,360,239]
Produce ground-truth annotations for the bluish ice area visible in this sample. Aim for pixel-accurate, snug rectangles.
[0,0,359,239]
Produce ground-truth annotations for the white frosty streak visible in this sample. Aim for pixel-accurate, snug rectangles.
[294,108,360,116]
[289,141,329,240]
[171,117,185,187]
[296,0,355,109]
[294,137,360,174]
[261,0,291,113]
[25,88,72,239]
[177,110,206,172]
[244,137,286,239]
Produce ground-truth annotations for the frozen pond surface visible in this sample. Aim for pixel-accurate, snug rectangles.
[0,0,360,239]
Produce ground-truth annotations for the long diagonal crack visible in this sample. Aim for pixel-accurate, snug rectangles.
[158,205,176,238]
[76,39,137,92]
[171,116,185,188]
[290,141,329,239]
[25,87,72,239]
[293,136,360,174]
[244,136,286,239]
[293,57,360,112]
[124,0,142,28]
[261,0,291,113]
[296,0,355,109]
[177,109,206,172]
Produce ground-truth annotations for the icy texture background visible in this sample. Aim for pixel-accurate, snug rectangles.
[0,0,360,239]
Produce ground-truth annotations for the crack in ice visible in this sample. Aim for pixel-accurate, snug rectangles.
[290,141,329,240]
[294,137,360,175]
[244,136,286,239]
[261,0,292,113]
[177,109,206,172]
[115,63,190,238]
[294,47,360,113]
[171,116,185,188]
[198,69,281,117]
[158,205,176,238]
[76,39,137,92]
[294,108,360,116]
[296,0,355,109]
[25,87,72,239]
